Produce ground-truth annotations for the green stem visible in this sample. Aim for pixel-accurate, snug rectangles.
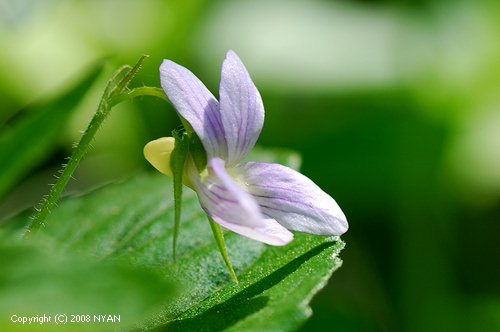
[109,55,148,96]
[109,87,168,107]
[26,93,109,236]
[208,217,238,283]
[103,65,131,98]
[24,55,165,237]
[170,132,189,263]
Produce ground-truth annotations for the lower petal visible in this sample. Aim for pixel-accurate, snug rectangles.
[237,162,348,236]
[188,157,293,246]
[211,216,293,246]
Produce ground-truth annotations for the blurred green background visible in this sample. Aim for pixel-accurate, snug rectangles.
[1,0,499,331]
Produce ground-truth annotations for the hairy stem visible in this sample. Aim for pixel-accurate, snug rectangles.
[26,96,109,236]
[25,55,164,237]
[109,87,168,106]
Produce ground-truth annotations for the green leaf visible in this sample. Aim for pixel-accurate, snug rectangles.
[0,237,175,332]
[4,147,344,331]
[159,233,343,332]
[0,61,104,201]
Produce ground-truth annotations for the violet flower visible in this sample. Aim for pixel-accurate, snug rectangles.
[144,50,348,246]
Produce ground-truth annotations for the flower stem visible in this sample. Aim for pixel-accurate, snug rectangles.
[109,87,168,107]
[207,217,238,283]
[170,132,189,263]
[24,55,165,237]
[26,94,109,237]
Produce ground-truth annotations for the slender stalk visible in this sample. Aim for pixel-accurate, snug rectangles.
[109,87,168,107]
[25,94,110,236]
[103,65,131,98]
[109,55,148,96]
[170,132,188,263]
[24,55,162,237]
[208,217,238,283]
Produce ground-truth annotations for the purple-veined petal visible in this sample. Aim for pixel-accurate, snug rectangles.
[188,157,293,246]
[236,162,348,236]
[160,60,227,160]
[219,50,264,166]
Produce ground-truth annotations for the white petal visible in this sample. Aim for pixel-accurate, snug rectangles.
[160,60,228,160]
[188,157,293,246]
[237,162,348,236]
[219,50,264,166]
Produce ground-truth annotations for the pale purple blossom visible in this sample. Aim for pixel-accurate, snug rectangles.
[145,50,348,246]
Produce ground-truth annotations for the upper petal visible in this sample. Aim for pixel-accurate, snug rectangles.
[219,50,264,166]
[188,157,293,246]
[160,60,227,160]
[237,162,348,236]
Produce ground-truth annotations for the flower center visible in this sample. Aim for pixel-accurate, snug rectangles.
[227,167,250,192]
